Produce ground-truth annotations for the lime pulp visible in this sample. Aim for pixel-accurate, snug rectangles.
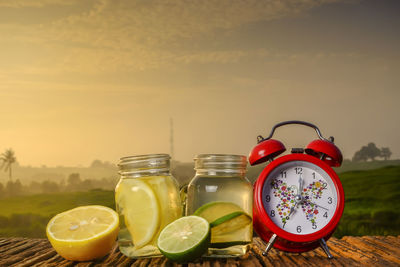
[157,216,210,263]
[194,201,252,249]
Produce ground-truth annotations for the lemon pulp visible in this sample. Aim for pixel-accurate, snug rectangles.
[116,179,160,248]
[115,175,182,257]
[46,205,119,261]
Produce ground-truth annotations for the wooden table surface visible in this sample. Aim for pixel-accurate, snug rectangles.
[1,236,400,266]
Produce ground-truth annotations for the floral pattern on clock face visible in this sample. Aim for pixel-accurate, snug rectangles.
[301,180,327,224]
[271,179,327,225]
[271,179,296,225]
[262,161,338,235]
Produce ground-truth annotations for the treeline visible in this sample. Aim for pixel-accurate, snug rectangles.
[0,173,118,198]
[352,142,392,162]
[0,161,197,198]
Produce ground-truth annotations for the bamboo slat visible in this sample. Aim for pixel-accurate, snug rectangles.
[0,236,399,266]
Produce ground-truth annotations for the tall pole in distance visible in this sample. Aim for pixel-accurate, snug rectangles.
[170,117,174,160]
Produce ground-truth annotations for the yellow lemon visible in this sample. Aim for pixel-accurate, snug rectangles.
[46,205,119,261]
[115,178,160,248]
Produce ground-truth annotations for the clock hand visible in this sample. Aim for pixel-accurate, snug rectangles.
[298,175,303,194]
[289,185,299,195]
[283,205,296,226]
[293,177,303,203]
[305,200,329,211]
[286,202,300,220]
[287,206,295,219]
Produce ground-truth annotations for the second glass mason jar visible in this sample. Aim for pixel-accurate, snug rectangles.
[115,154,182,258]
[186,154,253,257]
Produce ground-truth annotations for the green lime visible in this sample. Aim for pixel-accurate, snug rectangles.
[157,216,210,263]
[194,201,244,223]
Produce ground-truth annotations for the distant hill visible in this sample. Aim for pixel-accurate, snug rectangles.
[2,158,398,187]
[247,159,400,183]
[0,160,196,187]
[0,162,117,185]
[171,161,195,186]
[337,159,400,173]
[0,165,399,238]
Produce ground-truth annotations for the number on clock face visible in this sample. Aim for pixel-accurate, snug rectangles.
[262,161,338,235]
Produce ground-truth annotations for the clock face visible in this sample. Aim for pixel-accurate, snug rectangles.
[261,160,338,235]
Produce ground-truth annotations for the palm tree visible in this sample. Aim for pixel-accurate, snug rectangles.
[1,149,16,181]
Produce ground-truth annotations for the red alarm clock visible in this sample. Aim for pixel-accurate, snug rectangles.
[249,121,344,258]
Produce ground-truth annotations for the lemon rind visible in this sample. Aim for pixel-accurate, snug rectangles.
[46,205,119,242]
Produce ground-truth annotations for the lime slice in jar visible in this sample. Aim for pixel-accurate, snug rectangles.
[194,202,252,248]
[210,211,252,234]
[210,212,252,248]
[210,240,250,248]
[157,216,210,263]
[115,179,160,248]
[193,201,244,223]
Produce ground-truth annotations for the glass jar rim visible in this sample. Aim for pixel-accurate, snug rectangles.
[194,154,247,171]
[118,154,171,177]
[119,153,170,166]
[194,154,246,161]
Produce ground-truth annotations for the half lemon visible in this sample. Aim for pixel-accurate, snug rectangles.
[46,205,119,261]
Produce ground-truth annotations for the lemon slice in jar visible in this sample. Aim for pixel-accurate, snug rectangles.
[115,179,160,248]
[143,176,182,234]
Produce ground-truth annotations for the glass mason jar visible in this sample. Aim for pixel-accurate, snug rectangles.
[115,154,182,258]
[186,154,253,257]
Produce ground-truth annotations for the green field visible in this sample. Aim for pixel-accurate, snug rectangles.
[334,165,400,237]
[0,190,114,238]
[0,165,399,238]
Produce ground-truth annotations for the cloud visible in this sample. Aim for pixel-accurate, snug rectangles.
[46,0,347,45]
[173,49,270,64]
[0,0,354,76]
[0,0,79,8]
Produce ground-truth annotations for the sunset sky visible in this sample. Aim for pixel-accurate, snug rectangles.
[0,0,399,167]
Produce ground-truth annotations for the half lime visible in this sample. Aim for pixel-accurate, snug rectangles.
[157,216,210,263]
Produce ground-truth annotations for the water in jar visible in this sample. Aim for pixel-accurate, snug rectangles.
[116,175,182,258]
[186,175,253,257]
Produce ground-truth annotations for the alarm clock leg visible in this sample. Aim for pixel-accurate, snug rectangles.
[319,238,333,259]
[262,234,277,256]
